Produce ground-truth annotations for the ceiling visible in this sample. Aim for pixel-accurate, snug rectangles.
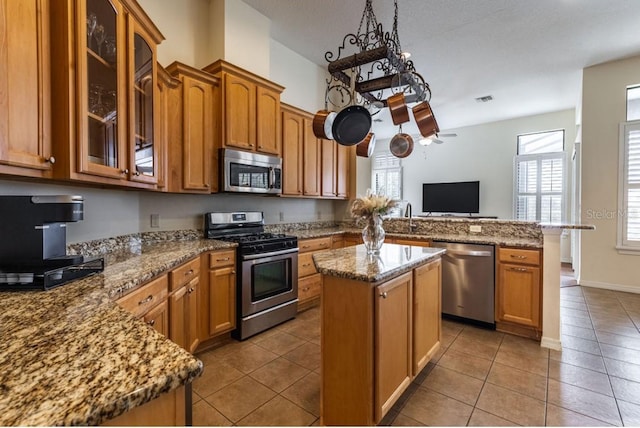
[241,0,640,138]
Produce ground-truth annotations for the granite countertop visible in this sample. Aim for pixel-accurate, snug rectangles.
[284,227,344,240]
[313,244,446,283]
[0,239,235,426]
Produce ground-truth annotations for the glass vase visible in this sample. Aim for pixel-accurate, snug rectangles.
[362,214,385,254]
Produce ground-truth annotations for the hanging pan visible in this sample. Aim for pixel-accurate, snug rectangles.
[332,69,372,146]
[412,100,440,138]
[387,92,409,125]
[356,132,376,157]
[312,109,337,140]
[389,126,414,158]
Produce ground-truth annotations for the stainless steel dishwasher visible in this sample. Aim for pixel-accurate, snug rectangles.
[431,241,495,326]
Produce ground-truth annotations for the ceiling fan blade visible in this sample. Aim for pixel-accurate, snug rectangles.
[432,138,445,144]
[438,133,457,138]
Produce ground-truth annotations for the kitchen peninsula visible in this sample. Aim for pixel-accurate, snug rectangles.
[313,244,445,426]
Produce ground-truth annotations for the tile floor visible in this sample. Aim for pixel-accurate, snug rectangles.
[193,285,640,426]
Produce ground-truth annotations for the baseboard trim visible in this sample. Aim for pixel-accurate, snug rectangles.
[580,280,640,294]
[540,337,562,350]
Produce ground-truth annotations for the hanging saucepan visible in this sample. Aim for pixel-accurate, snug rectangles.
[312,109,337,140]
[356,132,376,158]
[332,69,372,146]
[389,126,414,158]
[412,101,440,138]
[387,92,410,125]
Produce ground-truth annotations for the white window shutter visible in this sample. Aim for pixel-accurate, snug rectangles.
[621,123,640,245]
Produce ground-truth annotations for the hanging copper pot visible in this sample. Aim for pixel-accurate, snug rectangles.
[312,109,337,140]
[412,101,440,138]
[389,132,414,158]
[387,92,410,125]
[356,132,376,157]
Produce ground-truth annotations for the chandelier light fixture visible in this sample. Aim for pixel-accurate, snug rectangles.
[313,0,440,155]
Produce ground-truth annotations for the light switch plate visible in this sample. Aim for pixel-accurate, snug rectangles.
[470,225,482,233]
[150,214,160,228]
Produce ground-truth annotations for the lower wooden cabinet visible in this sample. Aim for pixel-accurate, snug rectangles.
[297,237,331,309]
[169,276,199,353]
[413,259,441,375]
[199,250,237,341]
[117,274,169,337]
[343,233,363,247]
[496,247,542,338]
[102,385,186,426]
[390,238,431,247]
[143,300,169,337]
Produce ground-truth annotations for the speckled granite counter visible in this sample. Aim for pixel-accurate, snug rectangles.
[0,238,235,426]
[313,244,445,283]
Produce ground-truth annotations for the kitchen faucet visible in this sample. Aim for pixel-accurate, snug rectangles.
[404,202,417,232]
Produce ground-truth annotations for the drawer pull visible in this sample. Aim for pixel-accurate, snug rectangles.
[45,156,56,164]
[216,257,230,262]
[185,269,194,276]
[302,287,310,292]
[302,245,310,249]
[147,319,156,326]
[380,291,388,299]
[138,295,153,305]
[508,267,530,272]
[188,287,195,293]
[231,270,236,274]
[510,254,527,259]
[302,263,312,267]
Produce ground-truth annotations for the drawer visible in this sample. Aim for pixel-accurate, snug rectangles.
[298,252,317,277]
[393,238,430,247]
[209,250,236,269]
[298,273,321,302]
[299,237,331,253]
[499,247,541,266]
[117,274,169,318]
[169,257,201,292]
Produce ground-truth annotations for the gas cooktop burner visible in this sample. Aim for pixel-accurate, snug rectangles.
[220,232,287,244]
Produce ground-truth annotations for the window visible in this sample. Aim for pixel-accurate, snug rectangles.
[617,121,640,250]
[514,130,565,222]
[627,85,640,121]
[371,152,402,200]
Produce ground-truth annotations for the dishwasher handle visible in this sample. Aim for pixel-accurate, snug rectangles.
[444,249,493,257]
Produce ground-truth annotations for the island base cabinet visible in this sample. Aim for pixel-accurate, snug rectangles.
[102,385,186,426]
[412,259,441,376]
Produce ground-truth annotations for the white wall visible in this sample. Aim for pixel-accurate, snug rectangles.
[373,109,576,219]
[581,54,640,292]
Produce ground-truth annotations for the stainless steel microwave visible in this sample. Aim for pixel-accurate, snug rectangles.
[221,148,282,194]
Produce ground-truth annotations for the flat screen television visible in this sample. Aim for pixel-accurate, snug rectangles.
[422,181,480,214]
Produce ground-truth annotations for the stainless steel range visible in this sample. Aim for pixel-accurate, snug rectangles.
[204,212,298,340]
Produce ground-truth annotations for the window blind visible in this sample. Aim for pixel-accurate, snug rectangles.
[620,122,640,245]
[372,152,402,200]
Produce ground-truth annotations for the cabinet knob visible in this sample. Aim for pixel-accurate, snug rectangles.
[45,156,56,164]
[508,267,530,273]
[231,270,236,274]
[121,169,129,175]
[138,295,153,305]
[379,291,388,299]
[185,269,194,276]
[510,254,527,260]
[216,257,230,262]
[147,319,156,326]
[188,287,195,293]
[204,183,210,188]
[134,171,141,176]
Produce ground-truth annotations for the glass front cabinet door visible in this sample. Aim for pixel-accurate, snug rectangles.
[50,0,163,187]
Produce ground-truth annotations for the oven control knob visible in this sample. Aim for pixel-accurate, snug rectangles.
[256,245,264,252]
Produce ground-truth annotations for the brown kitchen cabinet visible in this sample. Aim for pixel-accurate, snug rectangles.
[203,60,284,156]
[199,250,237,341]
[165,62,218,193]
[281,104,321,197]
[344,233,364,247]
[155,63,180,191]
[412,258,441,375]
[297,237,331,309]
[336,143,351,198]
[331,235,345,249]
[116,274,169,337]
[496,247,542,338]
[321,139,352,199]
[50,0,164,188]
[388,237,430,247]
[169,257,200,353]
[0,0,54,179]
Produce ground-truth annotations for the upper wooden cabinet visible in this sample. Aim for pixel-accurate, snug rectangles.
[203,60,284,156]
[50,0,164,188]
[322,138,352,199]
[0,0,53,178]
[155,63,180,191]
[165,62,218,194]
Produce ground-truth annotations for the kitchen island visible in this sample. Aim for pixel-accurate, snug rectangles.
[313,244,445,426]
[0,239,234,426]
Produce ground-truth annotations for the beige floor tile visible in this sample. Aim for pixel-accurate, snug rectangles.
[561,307,592,320]
[548,359,613,396]
[400,388,473,426]
[442,319,464,336]
[205,376,276,423]
[596,323,640,338]
[448,335,499,361]
[249,357,311,392]
[499,334,549,359]
[475,383,545,426]
[545,403,615,427]
[247,325,282,345]
[197,339,255,361]
[549,347,606,373]
[618,399,640,426]
[192,360,244,398]
[562,324,597,341]
[561,315,594,329]
[437,348,492,380]
[282,319,321,341]
[458,325,505,347]
[440,331,458,348]
[218,343,279,374]
[547,379,622,426]
[596,330,640,350]
[281,372,321,417]
[561,334,602,356]
[192,400,233,426]
[193,390,202,404]
[604,357,640,383]
[561,299,589,311]
[429,343,447,363]
[310,416,321,426]
[494,347,549,377]
[420,365,484,405]
[467,408,519,426]
[587,301,626,314]
[390,413,426,426]
[486,362,547,401]
[283,342,321,370]
[610,376,640,405]
[237,395,316,426]
[295,307,320,321]
[560,294,586,304]
[253,331,306,356]
[600,342,640,365]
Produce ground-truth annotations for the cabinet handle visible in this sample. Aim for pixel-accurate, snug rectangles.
[258,145,263,149]
[45,156,56,164]
[216,257,230,262]
[204,183,210,188]
[510,254,527,259]
[185,269,194,276]
[302,245,310,249]
[138,295,153,305]
[188,287,195,293]
[121,169,129,175]
[147,319,156,326]
[231,270,236,274]
[302,263,311,267]
[134,171,141,176]
[379,291,388,299]
[508,267,530,272]
[302,287,310,292]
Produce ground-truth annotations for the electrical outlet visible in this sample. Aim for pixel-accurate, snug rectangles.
[469,225,482,233]
[279,212,284,221]
[150,214,160,228]
[317,211,322,220]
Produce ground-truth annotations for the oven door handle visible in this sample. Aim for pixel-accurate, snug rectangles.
[243,248,299,260]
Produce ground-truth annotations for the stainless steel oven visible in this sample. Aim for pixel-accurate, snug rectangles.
[221,148,282,194]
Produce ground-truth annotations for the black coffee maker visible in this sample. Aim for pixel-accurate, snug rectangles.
[0,195,104,290]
